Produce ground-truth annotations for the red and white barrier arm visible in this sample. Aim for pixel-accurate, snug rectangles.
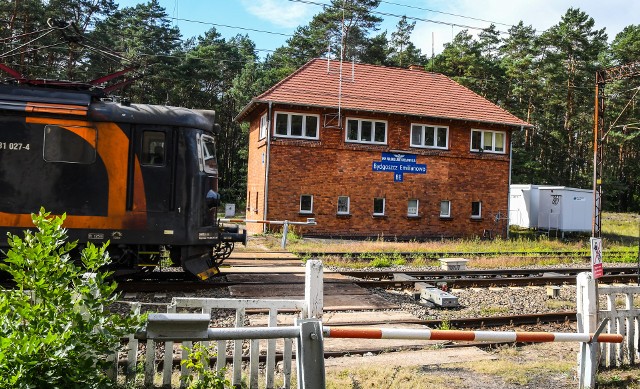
[323,327,623,343]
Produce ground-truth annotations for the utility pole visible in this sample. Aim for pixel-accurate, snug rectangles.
[592,61,640,237]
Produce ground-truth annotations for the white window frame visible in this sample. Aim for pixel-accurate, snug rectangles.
[440,200,451,218]
[471,201,482,219]
[274,111,320,140]
[373,197,386,216]
[259,113,268,140]
[300,194,313,214]
[345,117,387,145]
[407,199,419,216]
[470,129,506,154]
[410,123,449,149]
[337,196,350,215]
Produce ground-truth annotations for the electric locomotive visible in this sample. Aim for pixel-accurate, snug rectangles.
[0,81,245,280]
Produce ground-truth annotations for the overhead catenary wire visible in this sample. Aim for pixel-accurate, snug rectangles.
[287,0,507,33]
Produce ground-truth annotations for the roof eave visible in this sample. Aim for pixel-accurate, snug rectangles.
[239,100,533,129]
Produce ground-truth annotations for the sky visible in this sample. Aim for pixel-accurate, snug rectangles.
[117,0,639,57]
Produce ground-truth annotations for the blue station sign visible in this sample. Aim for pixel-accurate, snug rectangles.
[372,152,427,182]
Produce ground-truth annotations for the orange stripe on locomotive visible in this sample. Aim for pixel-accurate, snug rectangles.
[0,116,147,230]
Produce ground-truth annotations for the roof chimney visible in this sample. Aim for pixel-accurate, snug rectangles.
[408,64,424,71]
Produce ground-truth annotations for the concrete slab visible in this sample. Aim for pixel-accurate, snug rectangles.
[322,311,420,325]
[227,251,298,259]
[225,273,350,283]
[229,294,398,311]
[324,347,495,369]
[221,266,307,273]
[229,283,371,298]
[248,311,420,326]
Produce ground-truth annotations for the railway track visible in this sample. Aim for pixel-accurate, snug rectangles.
[114,265,640,292]
[301,249,637,261]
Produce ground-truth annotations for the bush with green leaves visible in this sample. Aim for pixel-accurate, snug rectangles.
[0,209,144,388]
[181,343,231,389]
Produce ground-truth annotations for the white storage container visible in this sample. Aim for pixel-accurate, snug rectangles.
[509,185,593,233]
[509,184,540,228]
[536,186,593,232]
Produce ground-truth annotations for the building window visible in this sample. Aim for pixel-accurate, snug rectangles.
[337,196,350,215]
[410,124,448,149]
[300,194,313,214]
[373,197,385,216]
[472,201,482,219]
[440,200,451,218]
[274,112,319,139]
[407,199,419,216]
[259,114,268,140]
[471,129,506,153]
[346,118,387,144]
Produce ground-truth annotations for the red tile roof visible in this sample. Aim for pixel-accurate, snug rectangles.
[236,58,531,128]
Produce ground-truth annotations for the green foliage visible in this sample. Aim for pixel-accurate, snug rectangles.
[181,343,231,389]
[369,253,407,268]
[0,209,144,389]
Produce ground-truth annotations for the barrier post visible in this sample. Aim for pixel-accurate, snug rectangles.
[305,260,323,319]
[296,319,325,389]
[281,220,289,249]
[577,272,599,388]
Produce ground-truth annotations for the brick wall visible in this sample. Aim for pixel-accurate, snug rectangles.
[246,105,512,239]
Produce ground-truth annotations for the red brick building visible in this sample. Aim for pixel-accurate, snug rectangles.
[236,59,531,239]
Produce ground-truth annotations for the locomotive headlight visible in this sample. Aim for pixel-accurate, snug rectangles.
[206,190,220,209]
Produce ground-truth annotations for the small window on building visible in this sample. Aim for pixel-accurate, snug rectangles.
[408,199,419,216]
[247,191,251,211]
[300,194,313,214]
[43,125,97,164]
[274,111,319,139]
[259,114,268,140]
[470,129,506,153]
[337,196,350,215]
[410,124,448,149]
[373,197,385,216]
[440,200,451,218]
[346,118,387,145]
[472,201,482,219]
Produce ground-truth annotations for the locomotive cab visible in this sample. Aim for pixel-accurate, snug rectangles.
[0,83,245,280]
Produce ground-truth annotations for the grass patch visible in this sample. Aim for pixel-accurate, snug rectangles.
[479,306,510,316]
[462,358,574,385]
[285,212,638,256]
[325,366,462,389]
[545,299,576,310]
[598,367,640,388]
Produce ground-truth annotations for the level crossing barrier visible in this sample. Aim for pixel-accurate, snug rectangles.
[112,264,626,389]
[135,316,622,389]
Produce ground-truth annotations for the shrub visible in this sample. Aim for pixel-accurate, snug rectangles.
[0,209,144,388]
[181,343,231,389]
